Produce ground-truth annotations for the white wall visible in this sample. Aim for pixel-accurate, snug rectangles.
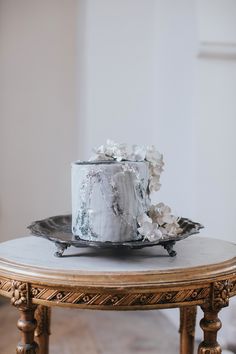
[195,59,236,242]
[78,0,197,218]
[194,0,236,243]
[0,0,78,241]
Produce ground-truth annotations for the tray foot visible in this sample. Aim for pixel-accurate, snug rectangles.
[163,241,177,257]
[54,242,69,257]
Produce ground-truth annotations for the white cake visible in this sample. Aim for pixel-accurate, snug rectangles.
[72,160,150,242]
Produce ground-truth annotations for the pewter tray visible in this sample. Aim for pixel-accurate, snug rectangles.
[28,215,203,257]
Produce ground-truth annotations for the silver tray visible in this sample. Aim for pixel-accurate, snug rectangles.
[28,215,203,257]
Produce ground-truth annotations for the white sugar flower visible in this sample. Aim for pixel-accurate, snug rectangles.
[148,203,182,236]
[104,139,116,154]
[89,142,113,161]
[145,145,164,166]
[145,146,164,194]
[150,203,173,225]
[129,145,146,161]
[137,213,163,242]
[90,140,129,162]
[137,213,152,225]
[160,219,181,236]
[105,140,128,161]
[149,163,163,177]
[113,145,128,162]
[148,176,161,193]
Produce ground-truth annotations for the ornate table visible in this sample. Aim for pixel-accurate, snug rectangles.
[0,236,235,354]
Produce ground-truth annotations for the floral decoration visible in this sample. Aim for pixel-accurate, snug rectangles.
[137,203,182,242]
[90,139,182,242]
[137,213,162,242]
[90,139,164,193]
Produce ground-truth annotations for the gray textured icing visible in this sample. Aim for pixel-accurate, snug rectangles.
[71,160,150,242]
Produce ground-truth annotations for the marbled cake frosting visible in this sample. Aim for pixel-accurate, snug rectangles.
[72,160,150,242]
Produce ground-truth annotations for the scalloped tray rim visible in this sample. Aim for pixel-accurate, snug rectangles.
[28,214,204,249]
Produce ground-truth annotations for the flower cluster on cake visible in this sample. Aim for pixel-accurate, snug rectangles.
[71,140,183,243]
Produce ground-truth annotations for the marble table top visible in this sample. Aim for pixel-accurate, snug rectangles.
[0,235,234,274]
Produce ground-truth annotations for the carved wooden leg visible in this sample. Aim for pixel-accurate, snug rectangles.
[16,305,39,354]
[198,307,222,354]
[198,280,233,354]
[179,306,197,354]
[35,305,51,354]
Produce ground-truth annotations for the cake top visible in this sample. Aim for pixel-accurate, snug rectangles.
[89,139,164,193]
[88,139,182,242]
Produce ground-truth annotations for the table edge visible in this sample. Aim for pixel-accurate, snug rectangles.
[0,256,236,288]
